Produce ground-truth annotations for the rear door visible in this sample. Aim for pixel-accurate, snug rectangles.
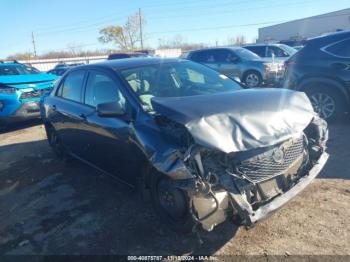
[190,50,220,71]
[214,49,241,78]
[49,70,87,155]
[323,38,350,85]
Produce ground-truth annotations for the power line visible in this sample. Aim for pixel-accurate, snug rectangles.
[34,0,273,36]
[149,0,317,20]
[148,20,288,35]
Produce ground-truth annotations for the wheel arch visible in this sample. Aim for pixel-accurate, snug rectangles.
[298,77,350,107]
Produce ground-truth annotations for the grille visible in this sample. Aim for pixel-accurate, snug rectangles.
[237,136,305,183]
[19,88,50,100]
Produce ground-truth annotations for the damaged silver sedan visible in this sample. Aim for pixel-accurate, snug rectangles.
[41,58,329,233]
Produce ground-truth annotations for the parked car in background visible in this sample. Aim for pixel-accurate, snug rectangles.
[243,44,297,84]
[293,45,304,51]
[283,30,350,121]
[41,58,328,233]
[108,52,150,60]
[48,63,85,77]
[185,47,267,87]
[47,67,70,76]
[0,61,57,126]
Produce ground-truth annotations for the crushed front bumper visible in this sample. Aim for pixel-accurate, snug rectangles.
[191,152,329,231]
[241,152,329,227]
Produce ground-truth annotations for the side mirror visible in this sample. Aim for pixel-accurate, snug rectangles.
[96,101,125,117]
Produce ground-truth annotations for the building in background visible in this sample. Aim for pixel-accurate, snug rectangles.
[258,8,350,45]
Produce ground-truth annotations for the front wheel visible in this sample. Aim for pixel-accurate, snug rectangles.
[150,172,195,234]
[305,86,346,121]
[242,71,262,88]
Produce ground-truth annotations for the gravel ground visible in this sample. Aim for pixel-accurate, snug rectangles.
[0,119,349,256]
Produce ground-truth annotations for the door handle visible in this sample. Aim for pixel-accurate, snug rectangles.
[79,113,87,122]
[52,105,57,111]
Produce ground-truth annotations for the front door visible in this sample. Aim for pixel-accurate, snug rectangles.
[77,70,140,185]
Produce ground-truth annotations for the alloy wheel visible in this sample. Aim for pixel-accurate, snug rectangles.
[310,92,336,120]
[245,73,260,87]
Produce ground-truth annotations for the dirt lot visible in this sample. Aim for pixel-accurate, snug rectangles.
[0,119,349,256]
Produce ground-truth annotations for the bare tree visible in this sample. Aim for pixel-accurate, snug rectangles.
[227,35,247,46]
[6,52,34,60]
[98,12,146,50]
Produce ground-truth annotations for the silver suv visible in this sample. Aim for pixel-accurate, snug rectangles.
[185,47,267,88]
[243,44,297,84]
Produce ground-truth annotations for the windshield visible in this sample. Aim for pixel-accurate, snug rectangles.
[279,44,297,55]
[234,48,261,60]
[120,61,242,111]
[0,65,38,76]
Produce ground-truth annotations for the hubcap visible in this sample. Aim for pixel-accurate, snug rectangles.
[245,73,259,87]
[310,92,336,119]
[157,179,187,221]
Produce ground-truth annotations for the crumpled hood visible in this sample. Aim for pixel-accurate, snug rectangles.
[0,73,56,88]
[151,88,316,153]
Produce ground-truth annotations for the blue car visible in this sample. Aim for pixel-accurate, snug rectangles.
[0,62,57,125]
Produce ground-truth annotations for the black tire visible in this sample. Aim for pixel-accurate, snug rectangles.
[242,70,262,88]
[304,86,346,122]
[0,122,7,132]
[45,125,66,159]
[150,172,195,234]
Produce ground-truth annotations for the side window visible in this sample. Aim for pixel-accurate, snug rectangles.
[84,71,126,110]
[57,70,85,102]
[245,46,266,57]
[190,51,210,62]
[325,39,350,58]
[267,46,288,57]
[216,49,240,63]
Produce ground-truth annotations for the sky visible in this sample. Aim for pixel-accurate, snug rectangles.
[0,0,349,59]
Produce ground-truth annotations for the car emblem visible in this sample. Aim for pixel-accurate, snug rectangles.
[272,148,285,164]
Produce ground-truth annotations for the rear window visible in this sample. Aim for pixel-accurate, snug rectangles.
[325,39,350,58]
[0,65,36,76]
[244,46,266,57]
[234,48,261,60]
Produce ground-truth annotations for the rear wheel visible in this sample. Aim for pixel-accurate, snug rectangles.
[46,125,66,158]
[150,172,195,233]
[305,86,346,121]
[243,71,262,88]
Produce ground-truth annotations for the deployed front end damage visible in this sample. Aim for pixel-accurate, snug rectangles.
[148,89,329,232]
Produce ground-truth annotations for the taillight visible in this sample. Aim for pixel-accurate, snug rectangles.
[283,60,296,71]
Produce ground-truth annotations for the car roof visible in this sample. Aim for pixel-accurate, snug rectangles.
[307,30,350,46]
[74,57,184,71]
[243,43,282,47]
[0,63,23,67]
[188,47,244,53]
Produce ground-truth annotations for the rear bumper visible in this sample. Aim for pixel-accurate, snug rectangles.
[265,71,284,85]
[0,100,41,124]
[244,151,329,226]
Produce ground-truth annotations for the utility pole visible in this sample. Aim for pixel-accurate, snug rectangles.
[138,8,144,50]
[31,32,37,57]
